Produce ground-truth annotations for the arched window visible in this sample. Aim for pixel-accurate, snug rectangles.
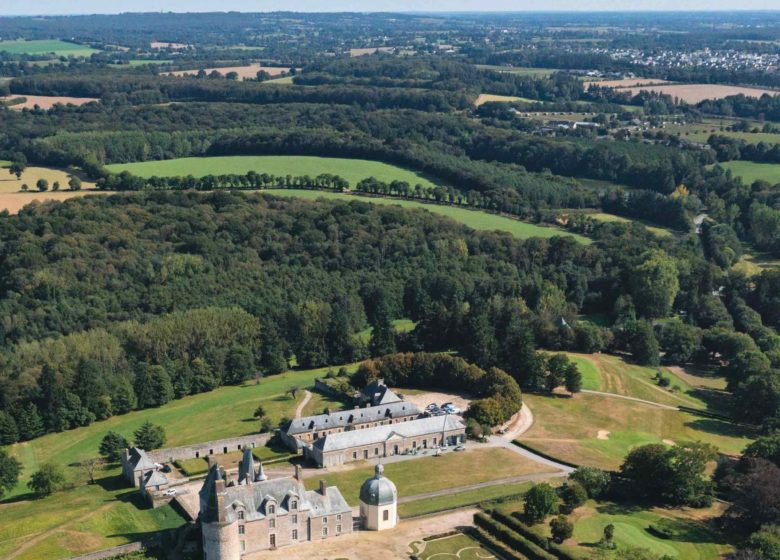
[291,500,298,510]
[268,504,275,515]
[237,510,245,520]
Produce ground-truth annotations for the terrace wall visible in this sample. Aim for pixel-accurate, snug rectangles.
[148,434,269,463]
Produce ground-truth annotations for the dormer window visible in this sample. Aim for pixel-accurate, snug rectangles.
[268,504,276,515]
[237,510,245,520]
[291,500,298,510]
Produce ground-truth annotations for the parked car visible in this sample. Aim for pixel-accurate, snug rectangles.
[454,445,465,452]
[163,488,177,496]
[425,403,438,411]
[161,464,172,473]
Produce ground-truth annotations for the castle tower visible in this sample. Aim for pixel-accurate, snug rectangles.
[237,447,256,485]
[359,464,397,531]
[199,463,240,560]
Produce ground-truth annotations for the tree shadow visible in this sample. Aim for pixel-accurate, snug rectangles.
[688,388,732,414]
[95,473,130,492]
[594,502,645,515]
[685,418,755,439]
[0,491,38,504]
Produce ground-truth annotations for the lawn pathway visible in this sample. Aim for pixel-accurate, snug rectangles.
[294,390,312,419]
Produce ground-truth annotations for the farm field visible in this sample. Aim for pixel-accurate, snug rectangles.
[410,532,497,560]
[509,499,731,559]
[0,166,95,194]
[0,39,100,57]
[475,64,557,76]
[664,121,780,144]
[262,75,295,85]
[106,155,438,189]
[164,64,293,79]
[519,392,754,470]
[587,77,669,89]
[475,93,536,106]
[586,212,674,237]
[264,189,591,242]
[1,95,99,110]
[616,83,779,103]
[713,160,780,185]
[0,191,103,215]
[303,447,558,505]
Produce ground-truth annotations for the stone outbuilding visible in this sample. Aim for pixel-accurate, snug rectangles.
[359,464,397,531]
[121,447,157,488]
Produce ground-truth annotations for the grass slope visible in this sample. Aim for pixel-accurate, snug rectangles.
[520,392,753,470]
[106,155,438,189]
[304,447,557,505]
[0,40,99,57]
[264,189,591,243]
[587,212,674,237]
[714,161,780,185]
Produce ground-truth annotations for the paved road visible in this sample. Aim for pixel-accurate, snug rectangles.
[487,435,575,474]
[580,389,678,410]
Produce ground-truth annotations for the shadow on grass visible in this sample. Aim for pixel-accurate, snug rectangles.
[95,473,131,493]
[646,517,728,545]
[0,491,39,504]
[685,418,755,439]
[594,502,645,515]
[688,388,732,414]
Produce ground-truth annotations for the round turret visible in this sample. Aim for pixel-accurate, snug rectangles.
[359,464,397,531]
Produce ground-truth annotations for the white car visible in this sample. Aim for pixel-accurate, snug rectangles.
[163,488,177,497]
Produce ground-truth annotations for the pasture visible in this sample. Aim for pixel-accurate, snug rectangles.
[264,189,591,243]
[303,447,559,505]
[475,93,536,106]
[714,160,780,185]
[0,39,99,57]
[476,65,557,77]
[519,392,753,470]
[587,78,669,89]
[106,155,438,189]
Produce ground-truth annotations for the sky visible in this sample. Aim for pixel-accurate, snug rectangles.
[0,0,779,16]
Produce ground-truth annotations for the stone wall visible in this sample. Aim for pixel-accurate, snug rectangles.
[68,542,144,560]
[148,434,270,463]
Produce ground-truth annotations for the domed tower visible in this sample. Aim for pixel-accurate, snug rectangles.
[359,464,397,531]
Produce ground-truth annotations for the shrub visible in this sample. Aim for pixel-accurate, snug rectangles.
[524,483,560,524]
[569,466,611,499]
[560,481,588,512]
[550,515,574,544]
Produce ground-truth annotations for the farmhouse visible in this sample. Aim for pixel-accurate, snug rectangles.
[200,450,354,559]
[282,400,422,451]
[310,414,466,468]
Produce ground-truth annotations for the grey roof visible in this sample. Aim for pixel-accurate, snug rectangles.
[128,447,155,471]
[287,401,420,436]
[220,478,350,523]
[142,469,169,488]
[313,415,465,453]
[238,448,256,485]
[359,380,401,406]
[359,464,397,506]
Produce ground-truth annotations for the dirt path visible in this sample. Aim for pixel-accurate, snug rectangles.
[499,404,534,441]
[6,502,113,560]
[294,390,312,419]
[580,389,678,410]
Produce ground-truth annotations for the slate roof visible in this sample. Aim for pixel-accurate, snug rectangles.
[359,380,401,406]
[142,469,169,488]
[128,447,155,471]
[313,415,464,454]
[287,401,420,436]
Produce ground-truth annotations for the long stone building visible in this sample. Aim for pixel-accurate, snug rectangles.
[200,449,353,559]
[311,414,466,467]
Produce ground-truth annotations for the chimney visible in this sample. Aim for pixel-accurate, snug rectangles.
[294,465,302,481]
[319,480,327,497]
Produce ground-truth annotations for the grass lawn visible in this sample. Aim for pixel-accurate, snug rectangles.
[105,155,438,190]
[565,352,712,409]
[354,318,416,345]
[713,160,780,185]
[264,189,591,243]
[0,39,99,57]
[0,474,184,560]
[519,392,754,470]
[304,447,558,505]
[398,481,534,518]
[508,499,731,559]
[587,212,674,237]
[4,363,356,497]
[732,251,780,276]
[410,533,498,560]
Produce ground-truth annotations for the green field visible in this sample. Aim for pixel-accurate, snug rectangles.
[587,212,674,237]
[410,533,498,560]
[355,318,416,345]
[304,447,557,505]
[508,499,731,559]
[398,481,535,518]
[476,64,557,76]
[0,39,100,57]
[106,155,438,189]
[520,392,754,470]
[713,161,780,185]
[264,189,591,243]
